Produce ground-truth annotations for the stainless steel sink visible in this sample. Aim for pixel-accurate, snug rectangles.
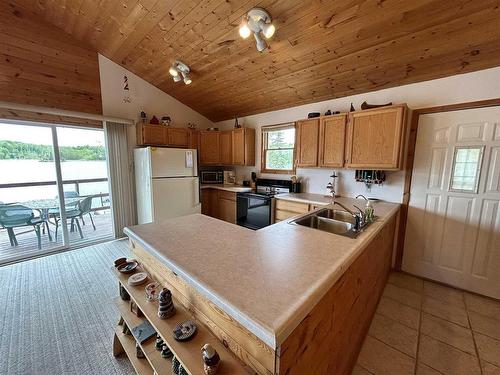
[289,207,374,238]
[292,215,354,235]
[315,208,357,224]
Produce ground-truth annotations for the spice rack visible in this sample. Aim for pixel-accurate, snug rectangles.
[112,266,252,375]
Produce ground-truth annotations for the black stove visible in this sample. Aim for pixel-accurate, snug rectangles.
[236,179,292,230]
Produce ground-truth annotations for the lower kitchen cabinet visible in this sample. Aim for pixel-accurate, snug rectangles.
[274,200,310,222]
[201,188,218,217]
[217,190,236,223]
[201,188,236,224]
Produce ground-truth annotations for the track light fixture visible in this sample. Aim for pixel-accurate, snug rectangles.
[168,61,192,85]
[239,8,275,52]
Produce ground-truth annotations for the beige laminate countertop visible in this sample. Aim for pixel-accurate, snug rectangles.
[200,184,252,193]
[124,197,399,349]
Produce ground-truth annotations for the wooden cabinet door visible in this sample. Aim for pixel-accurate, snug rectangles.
[217,191,236,223]
[201,189,218,217]
[296,119,320,167]
[219,130,233,165]
[199,131,220,165]
[232,129,245,165]
[188,130,199,149]
[167,128,189,147]
[345,105,406,169]
[319,115,346,167]
[139,124,166,145]
[232,128,256,166]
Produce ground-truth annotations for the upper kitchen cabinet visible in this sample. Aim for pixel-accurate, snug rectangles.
[167,128,189,147]
[219,130,233,165]
[345,105,407,170]
[136,124,194,149]
[232,128,255,166]
[199,131,221,165]
[319,114,347,168]
[296,118,320,167]
[199,128,255,166]
[136,123,165,146]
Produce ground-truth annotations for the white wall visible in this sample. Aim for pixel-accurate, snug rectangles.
[98,54,213,148]
[216,67,500,203]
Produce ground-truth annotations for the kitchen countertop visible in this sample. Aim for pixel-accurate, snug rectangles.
[124,197,399,349]
[200,184,252,193]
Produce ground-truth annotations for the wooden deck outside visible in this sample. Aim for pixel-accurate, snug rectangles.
[0,211,113,264]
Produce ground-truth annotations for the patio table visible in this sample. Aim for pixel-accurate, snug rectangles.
[20,197,82,241]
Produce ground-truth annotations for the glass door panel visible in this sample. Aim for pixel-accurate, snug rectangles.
[55,127,113,246]
[0,123,67,263]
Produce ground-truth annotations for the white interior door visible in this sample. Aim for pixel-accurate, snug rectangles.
[403,107,500,299]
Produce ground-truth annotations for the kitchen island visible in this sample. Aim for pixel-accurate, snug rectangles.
[123,198,399,375]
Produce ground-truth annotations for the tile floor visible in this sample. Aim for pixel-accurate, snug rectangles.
[353,271,500,375]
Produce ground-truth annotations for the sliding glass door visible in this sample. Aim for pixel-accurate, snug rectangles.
[56,127,113,246]
[0,121,112,264]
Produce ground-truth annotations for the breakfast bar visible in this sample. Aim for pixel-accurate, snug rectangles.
[123,198,400,375]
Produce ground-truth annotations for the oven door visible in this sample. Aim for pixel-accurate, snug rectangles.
[237,193,272,230]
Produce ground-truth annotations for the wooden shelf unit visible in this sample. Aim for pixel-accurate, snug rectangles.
[112,267,252,375]
[113,326,153,375]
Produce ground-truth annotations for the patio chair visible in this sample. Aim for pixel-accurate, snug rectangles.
[52,206,84,240]
[0,204,44,250]
[77,197,96,230]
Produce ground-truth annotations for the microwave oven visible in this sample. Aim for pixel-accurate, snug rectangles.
[200,170,223,184]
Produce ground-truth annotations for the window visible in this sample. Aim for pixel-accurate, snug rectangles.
[261,123,295,173]
[449,146,484,193]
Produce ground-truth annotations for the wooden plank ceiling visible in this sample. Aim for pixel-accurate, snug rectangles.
[8,0,500,122]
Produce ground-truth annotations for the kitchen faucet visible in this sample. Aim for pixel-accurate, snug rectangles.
[333,201,366,231]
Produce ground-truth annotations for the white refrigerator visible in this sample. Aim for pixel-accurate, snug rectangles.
[134,147,200,224]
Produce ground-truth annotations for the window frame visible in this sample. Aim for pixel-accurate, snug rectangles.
[448,145,484,194]
[260,123,296,174]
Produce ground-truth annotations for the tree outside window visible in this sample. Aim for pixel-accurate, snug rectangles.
[261,124,295,173]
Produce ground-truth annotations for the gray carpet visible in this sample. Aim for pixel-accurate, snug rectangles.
[0,240,135,375]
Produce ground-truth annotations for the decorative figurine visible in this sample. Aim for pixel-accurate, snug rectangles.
[130,300,143,317]
[360,101,392,110]
[136,342,145,358]
[234,117,241,129]
[350,102,355,112]
[326,171,339,198]
[150,115,160,124]
[158,288,176,319]
[122,322,131,335]
[145,282,160,302]
[202,344,221,375]
[140,110,147,124]
[161,116,171,126]
[178,364,188,375]
[119,283,130,301]
[172,356,181,374]
[161,344,173,358]
[173,320,197,341]
[324,109,332,116]
[155,334,164,351]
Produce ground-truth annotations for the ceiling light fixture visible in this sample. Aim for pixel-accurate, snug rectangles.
[168,61,192,85]
[239,8,275,52]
